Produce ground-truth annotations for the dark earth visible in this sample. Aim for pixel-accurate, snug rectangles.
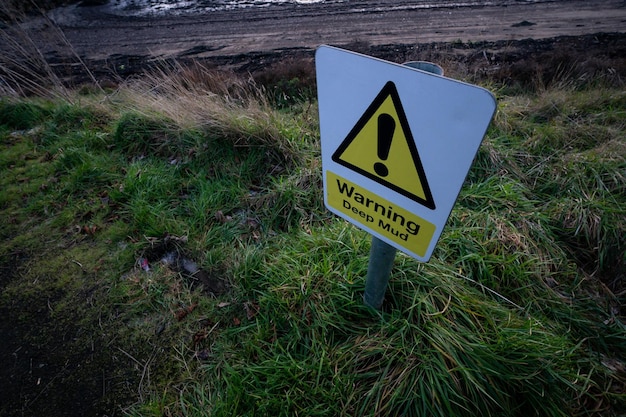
[6,0,626,86]
[1,0,625,416]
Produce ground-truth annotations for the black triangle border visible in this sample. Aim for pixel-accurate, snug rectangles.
[331,81,436,210]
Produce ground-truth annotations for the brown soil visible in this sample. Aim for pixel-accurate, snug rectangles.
[6,0,622,85]
[42,0,626,59]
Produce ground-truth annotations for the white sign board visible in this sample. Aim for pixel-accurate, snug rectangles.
[317,45,496,261]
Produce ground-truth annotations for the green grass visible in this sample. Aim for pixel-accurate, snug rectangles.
[0,69,624,417]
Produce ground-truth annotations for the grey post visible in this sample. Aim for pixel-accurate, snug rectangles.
[362,61,443,310]
[363,237,397,309]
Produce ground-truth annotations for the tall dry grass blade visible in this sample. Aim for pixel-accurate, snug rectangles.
[0,2,68,98]
[0,0,103,98]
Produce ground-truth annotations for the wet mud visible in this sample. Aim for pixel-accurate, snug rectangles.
[2,0,614,86]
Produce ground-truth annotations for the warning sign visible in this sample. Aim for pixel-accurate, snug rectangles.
[332,81,435,210]
[316,45,496,262]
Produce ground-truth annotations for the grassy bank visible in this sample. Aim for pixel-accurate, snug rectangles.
[1,59,625,417]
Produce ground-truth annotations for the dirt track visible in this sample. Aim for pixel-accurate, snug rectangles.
[37,0,626,62]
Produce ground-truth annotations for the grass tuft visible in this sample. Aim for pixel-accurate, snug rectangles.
[0,99,50,129]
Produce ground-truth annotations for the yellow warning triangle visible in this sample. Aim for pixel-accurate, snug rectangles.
[332,81,435,210]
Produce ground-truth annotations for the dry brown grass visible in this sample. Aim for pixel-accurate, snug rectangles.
[0,1,102,99]
[118,60,303,163]
[121,61,267,126]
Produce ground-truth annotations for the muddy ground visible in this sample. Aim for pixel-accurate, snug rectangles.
[5,0,624,85]
[42,0,626,59]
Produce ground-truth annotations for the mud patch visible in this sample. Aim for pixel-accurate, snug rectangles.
[41,32,626,93]
[0,263,136,416]
[139,234,228,296]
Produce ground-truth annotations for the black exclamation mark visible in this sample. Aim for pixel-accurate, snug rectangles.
[374,113,395,177]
